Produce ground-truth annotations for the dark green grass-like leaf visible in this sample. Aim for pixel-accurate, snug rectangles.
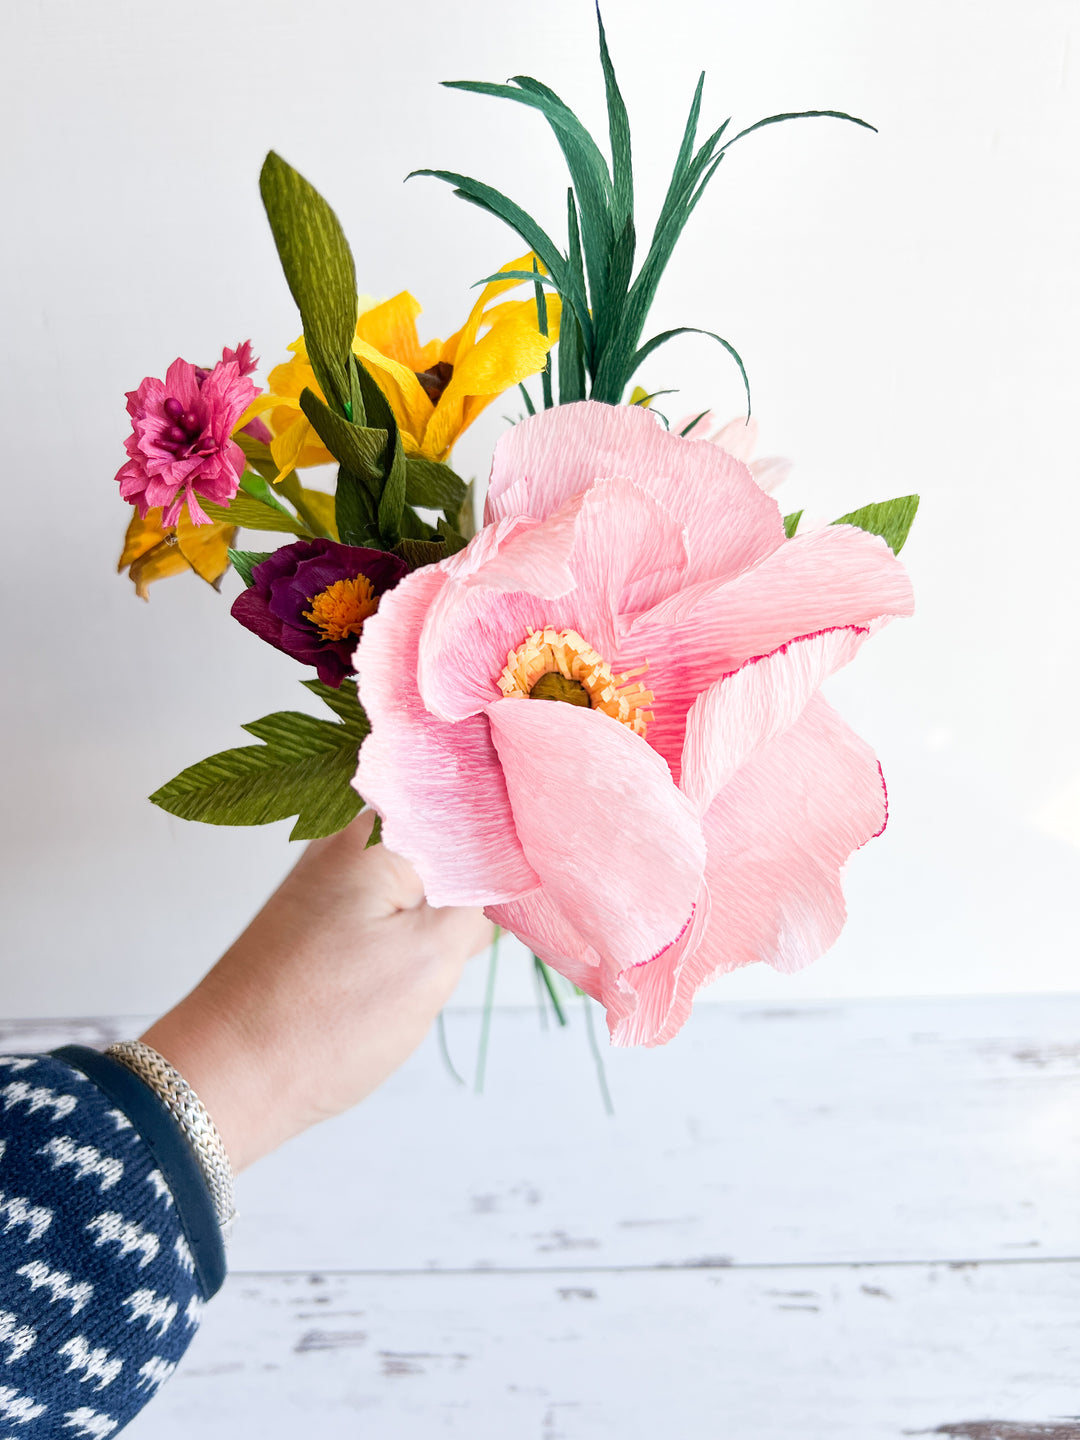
[718,109,877,156]
[596,5,633,229]
[228,549,274,587]
[409,168,569,296]
[150,680,369,841]
[259,153,357,416]
[630,326,750,415]
[833,495,919,555]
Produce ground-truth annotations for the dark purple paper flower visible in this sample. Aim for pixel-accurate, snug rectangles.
[231,539,408,687]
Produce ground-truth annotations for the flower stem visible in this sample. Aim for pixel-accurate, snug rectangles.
[474,925,501,1093]
[582,993,615,1117]
[436,1011,465,1087]
[533,954,567,1027]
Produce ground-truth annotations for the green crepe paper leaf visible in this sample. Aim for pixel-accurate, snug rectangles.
[234,431,274,466]
[202,493,311,535]
[297,385,388,547]
[149,679,369,842]
[365,812,382,848]
[437,517,468,555]
[259,152,358,416]
[377,431,407,550]
[718,109,877,156]
[298,388,386,483]
[404,457,468,517]
[228,549,273,587]
[596,6,633,229]
[517,381,537,417]
[409,168,591,340]
[351,354,400,437]
[631,326,751,415]
[783,510,803,539]
[445,73,614,327]
[398,504,439,542]
[832,495,919,555]
[274,472,338,541]
[239,470,294,516]
[394,537,447,571]
[558,190,588,403]
[679,410,709,435]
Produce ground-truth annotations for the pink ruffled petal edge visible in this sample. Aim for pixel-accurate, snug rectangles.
[634,692,889,1047]
[679,626,870,816]
[353,566,540,907]
[485,401,784,589]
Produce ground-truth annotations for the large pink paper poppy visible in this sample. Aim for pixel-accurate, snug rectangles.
[354,402,914,1046]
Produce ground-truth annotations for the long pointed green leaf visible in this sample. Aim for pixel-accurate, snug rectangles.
[409,168,569,293]
[718,109,877,154]
[630,326,751,415]
[259,153,357,416]
[596,5,633,228]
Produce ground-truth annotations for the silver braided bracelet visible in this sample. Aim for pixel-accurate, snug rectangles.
[105,1039,236,1235]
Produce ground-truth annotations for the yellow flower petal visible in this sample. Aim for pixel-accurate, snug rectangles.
[351,338,433,449]
[355,292,426,369]
[118,507,236,600]
[422,302,559,460]
[270,414,323,481]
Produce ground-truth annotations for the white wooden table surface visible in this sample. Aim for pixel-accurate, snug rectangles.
[5,996,1080,1440]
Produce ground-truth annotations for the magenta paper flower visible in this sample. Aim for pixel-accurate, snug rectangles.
[354,401,914,1047]
[116,347,259,526]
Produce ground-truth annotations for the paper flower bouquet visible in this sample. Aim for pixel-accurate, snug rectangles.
[115,15,916,1048]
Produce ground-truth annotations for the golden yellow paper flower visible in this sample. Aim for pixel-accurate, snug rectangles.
[243,255,560,475]
[118,506,237,600]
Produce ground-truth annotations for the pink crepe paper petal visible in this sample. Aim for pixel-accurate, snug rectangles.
[417,479,688,723]
[353,566,540,907]
[484,401,784,589]
[622,524,914,779]
[679,626,870,816]
[641,692,888,1047]
[441,514,578,598]
[486,698,706,971]
[749,456,792,493]
[707,415,759,461]
[486,887,607,995]
[606,884,712,1048]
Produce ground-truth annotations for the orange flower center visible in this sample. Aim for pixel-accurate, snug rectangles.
[303,575,379,643]
[497,628,654,737]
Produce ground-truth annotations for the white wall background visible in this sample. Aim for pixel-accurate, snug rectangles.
[1,0,1078,1020]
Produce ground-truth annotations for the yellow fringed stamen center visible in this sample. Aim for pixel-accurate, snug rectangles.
[303,574,378,643]
[497,628,654,737]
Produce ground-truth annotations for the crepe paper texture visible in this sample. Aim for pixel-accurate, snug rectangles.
[353,402,914,1046]
[115,8,918,1049]
[150,680,368,841]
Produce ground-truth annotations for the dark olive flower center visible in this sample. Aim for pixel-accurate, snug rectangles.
[528,672,591,707]
[414,360,454,405]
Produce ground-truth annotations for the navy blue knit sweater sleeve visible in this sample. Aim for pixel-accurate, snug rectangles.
[0,1050,226,1438]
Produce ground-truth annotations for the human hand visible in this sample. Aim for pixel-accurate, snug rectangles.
[141,811,492,1172]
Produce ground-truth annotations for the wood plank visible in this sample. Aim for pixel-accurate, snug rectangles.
[4,996,1079,1271]
[123,1261,1080,1439]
